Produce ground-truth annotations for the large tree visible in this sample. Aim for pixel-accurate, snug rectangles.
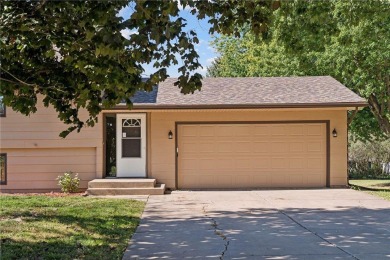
[0,0,279,137]
[208,0,390,141]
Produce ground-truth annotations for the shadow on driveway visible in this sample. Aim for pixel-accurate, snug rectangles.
[123,189,390,260]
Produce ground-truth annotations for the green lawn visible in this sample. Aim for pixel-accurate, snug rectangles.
[0,195,145,260]
[349,179,390,201]
[349,179,390,190]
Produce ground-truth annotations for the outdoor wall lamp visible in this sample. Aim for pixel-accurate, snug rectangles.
[332,128,337,137]
[168,130,173,139]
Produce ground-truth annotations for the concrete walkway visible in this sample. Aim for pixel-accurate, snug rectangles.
[123,189,390,259]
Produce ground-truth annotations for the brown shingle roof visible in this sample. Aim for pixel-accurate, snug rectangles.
[131,76,367,108]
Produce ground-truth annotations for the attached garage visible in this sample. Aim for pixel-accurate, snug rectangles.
[136,76,367,190]
[177,122,329,189]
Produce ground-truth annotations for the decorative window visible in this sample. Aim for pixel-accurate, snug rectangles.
[0,154,6,185]
[122,119,142,158]
[0,96,5,117]
[122,119,141,127]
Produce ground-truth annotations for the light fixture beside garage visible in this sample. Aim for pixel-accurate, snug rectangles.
[332,128,337,137]
[168,130,173,139]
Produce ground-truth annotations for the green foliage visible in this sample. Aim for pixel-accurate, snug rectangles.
[3,1,387,140]
[208,0,390,140]
[0,0,279,137]
[207,32,304,77]
[349,140,390,179]
[0,195,144,259]
[57,171,80,193]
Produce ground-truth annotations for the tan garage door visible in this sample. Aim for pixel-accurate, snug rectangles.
[178,123,327,189]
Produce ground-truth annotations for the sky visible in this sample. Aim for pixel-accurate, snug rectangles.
[118,4,218,77]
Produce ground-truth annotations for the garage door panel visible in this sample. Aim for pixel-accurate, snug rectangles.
[290,142,305,152]
[181,159,199,170]
[307,175,323,186]
[271,125,289,135]
[307,142,323,152]
[214,175,233,188]
[218,126,236,136]
[235,125,252,136]
[181,141,199,154]
[180,175,198,188]
[216,142,237,152]
[307,158,324,169]
[181,125,197,136]
[236,142,253,152]
[290,175,306,186]
[253,158,271,169]
[254,125,270,135]
[236,159,254,169]
[200,126,215,136]
[271,142,289,153]
[289,125,305,136]
[198,175,216,188]
[253,142,269,153]
[233,175,252,188]
[199,142,215,153]
[178,123,326,189]
[289,158,305,169]
[198,159,215,170]
[252,175,270,187]
[271,175,288,186]
[307,125,322,135]
[271,158,289,169]
[216,159,235,169]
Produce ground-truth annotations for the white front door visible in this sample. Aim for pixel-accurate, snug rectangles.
[116,114,147,177]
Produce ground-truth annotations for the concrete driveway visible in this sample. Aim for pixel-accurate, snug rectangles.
[123,189,390,260]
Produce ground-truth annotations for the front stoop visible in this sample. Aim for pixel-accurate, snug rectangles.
[87,179,165,196]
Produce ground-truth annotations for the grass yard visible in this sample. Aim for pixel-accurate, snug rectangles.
[349,179,390,201]
[349,179,390,190]
[0,195,145,260]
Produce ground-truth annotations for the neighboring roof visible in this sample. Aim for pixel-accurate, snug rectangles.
[129,76,367,109]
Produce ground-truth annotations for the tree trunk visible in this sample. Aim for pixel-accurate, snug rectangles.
[368,94,390,136]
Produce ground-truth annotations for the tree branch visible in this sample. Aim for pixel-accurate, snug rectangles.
[368,94,390,135]
[0,67,37,87]
[35,0,47,11]
[347,107,359,125]
[0,77,25,86]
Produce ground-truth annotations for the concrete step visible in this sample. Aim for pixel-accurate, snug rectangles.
[88,179,156,188]
[87,184,165,196]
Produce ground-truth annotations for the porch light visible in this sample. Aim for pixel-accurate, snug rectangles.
[332,128,337,137]
[168,130,173,139]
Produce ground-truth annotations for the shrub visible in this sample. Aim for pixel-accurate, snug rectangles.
[57,171,80,193]
[349,139,390,179]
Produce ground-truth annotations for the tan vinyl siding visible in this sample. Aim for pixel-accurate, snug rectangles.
[1,148,96,191]
[0,101,103,192]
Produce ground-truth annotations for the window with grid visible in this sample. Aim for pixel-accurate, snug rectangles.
[121,119,142,158]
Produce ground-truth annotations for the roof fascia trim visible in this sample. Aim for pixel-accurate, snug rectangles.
[111,102,368,110]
